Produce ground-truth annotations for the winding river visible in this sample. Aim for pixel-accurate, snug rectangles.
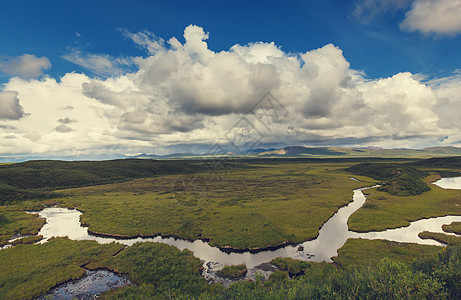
[31,178,461,279]
[35,187,377,268]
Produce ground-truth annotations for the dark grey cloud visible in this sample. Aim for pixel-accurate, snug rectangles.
[82,82,146,109]
[0,124,16,130]
[120,113,205,135]
[121,111,146,124]
[302,89,337,118]
[58,118,76,124]
[0,91,26,120]
[55,124,74,133]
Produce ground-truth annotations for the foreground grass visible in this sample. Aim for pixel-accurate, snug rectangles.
[88,242,208,299]
[91,239,452,299]
[0,236,456,299]
[61,162,372,249]
[202,243,459,299]
[348,178,461,232]
[214,256,455,299]
[0,237,124,299]
[202,259,446,299]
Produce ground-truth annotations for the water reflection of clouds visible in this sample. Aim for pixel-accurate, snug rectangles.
[434,177,461,190]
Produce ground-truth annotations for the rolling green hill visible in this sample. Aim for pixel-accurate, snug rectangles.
[408,156,461,169]
[346,163,430,196]
[259,146,461,158]
[0,159,203,204]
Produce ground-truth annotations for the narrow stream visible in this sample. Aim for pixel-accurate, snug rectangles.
[8,177,461,295]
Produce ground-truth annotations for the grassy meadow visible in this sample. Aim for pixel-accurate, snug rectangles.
[58,162,373,249]
[333,238,443,266]
[0,157,461,298]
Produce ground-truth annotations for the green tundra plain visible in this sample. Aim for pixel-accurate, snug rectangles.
[0,156,460,299]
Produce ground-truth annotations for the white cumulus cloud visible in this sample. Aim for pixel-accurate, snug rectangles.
[401,0,461,35]
[1,25,461,157]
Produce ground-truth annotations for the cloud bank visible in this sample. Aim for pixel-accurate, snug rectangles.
[1,25,461,158]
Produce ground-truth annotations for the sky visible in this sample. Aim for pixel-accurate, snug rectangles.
[1,0,461,160]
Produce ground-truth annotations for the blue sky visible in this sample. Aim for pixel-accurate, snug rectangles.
[1,0,459,80]
[1,0,461,160]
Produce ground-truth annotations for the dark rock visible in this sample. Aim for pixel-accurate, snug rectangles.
[254,263,277,272]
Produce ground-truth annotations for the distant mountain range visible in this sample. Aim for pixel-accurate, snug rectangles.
[125,146,461,159]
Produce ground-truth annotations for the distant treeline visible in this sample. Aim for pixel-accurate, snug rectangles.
[409,156,461,170]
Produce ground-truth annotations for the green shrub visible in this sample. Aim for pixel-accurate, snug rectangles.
[413,246,461,299]
[268,270,289,282]
[271,258,310,276]
[0,213,9,225]
[218,264,247,278]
